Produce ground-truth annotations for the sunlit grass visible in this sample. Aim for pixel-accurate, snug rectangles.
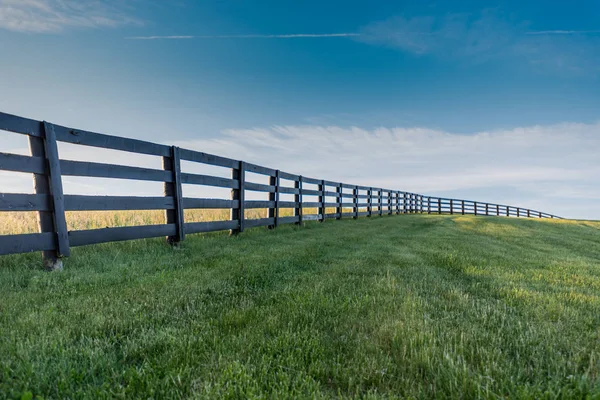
[1,215,599,398]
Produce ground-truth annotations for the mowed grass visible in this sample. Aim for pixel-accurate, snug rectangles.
[1,215,600,399]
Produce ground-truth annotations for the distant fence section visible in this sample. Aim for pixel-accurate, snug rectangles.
[0,112,561,269]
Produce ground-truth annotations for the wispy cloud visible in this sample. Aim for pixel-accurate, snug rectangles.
[126,33,361,40]
[357,11,600,73]
[0,0,141,33]
[3,121,599,219]
[526,30,600,35]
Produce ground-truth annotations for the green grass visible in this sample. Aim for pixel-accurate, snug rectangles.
[1,215,600,399]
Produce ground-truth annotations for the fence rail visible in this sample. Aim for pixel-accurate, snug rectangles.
[0,112,561,269]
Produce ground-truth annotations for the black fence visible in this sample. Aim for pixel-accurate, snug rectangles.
[0,111,561,269]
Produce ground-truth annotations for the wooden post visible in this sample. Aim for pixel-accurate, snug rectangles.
[474,201,477,216]
[268,170,280,229]
[318,180,325,222]
[461,200,465,215]
[497,205,500,216]
[378,189,383,216]
[230,161,245,235]
[450,199,454,215]
[368,188,373,217]
[527,209,531,218]
[295,176,303,225]
[427,197,431,214]
[336,183,343,220]
[539,211,542,219]
[485,203,489,216]
[438,198,442,214]
[388,191,392,215]
[396,192,400,214]
[403,193,407,213]
[517,208,520,218]
[30,122,69,271]
[164,146,184,244]
[353,186,358,219]
[506,206,510,217]
[268,173,275,226]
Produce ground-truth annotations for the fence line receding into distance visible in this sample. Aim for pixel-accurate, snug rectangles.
[0,112,561,269]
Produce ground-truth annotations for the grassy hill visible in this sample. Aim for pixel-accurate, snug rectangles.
[1,215,599,399]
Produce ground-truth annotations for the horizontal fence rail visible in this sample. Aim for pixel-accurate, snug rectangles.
[0,112,561,269]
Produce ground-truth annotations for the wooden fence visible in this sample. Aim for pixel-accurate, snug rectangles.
[0,112,561,269]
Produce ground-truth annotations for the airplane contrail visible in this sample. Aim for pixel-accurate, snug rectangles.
[526,30,600,35]
[126,33,362,40]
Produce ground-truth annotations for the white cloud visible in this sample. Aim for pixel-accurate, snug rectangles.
[357,11,600,73]
[2,122,599,219]
[0,0,141,33]
[171,122,600,219]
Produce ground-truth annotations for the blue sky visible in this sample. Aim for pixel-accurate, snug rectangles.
[0,0,599,219]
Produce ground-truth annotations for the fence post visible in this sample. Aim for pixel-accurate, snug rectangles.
[403,193,407,213]
[450,199,454,215]
[461,200,465,215]
[268,170,280,229]
[538,211,542,219]
[295,176,303,225]
[164,146,184,244]
[336,183,343,220]
[474,201,477,216]
[438,198,442,214]
[368,188,373,217]
[318,180,325,222]
[527,209,530,218]
[230,161,245,235]
[378,189,383,216]
[486,203,489,216]
[388,191,392,215]
[427,197,431,214]
[29,122,70,271]
[353,186,358,219]
[497,205,500,216]
[506,206,510,217]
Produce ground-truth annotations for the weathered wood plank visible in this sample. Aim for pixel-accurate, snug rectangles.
[53,123,170,157]
[0,152,46,174]
[185,220,238,234]
[279,171,299,181]
[66,195,175,211]
[245,182,275,193]
[245,200,275,209]
[0,193,51,211]
[301,177,321,185]
[278,186,299,195]
[0,112,44,137]
[69,224,176,247]
[61,159,172,182]
[179,148,238,168]
[279,215,300,225]
[300,189,321,196]
[245,217,275,228]
[0,232,56,256]
[184,198,237,209]
[245,162,277,177]
[302,202,320,208]
[181,172,237,188]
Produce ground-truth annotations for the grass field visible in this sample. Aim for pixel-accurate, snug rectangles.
[1,214,600,399]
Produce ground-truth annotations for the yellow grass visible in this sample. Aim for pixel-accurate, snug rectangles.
[0,207,353,235]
